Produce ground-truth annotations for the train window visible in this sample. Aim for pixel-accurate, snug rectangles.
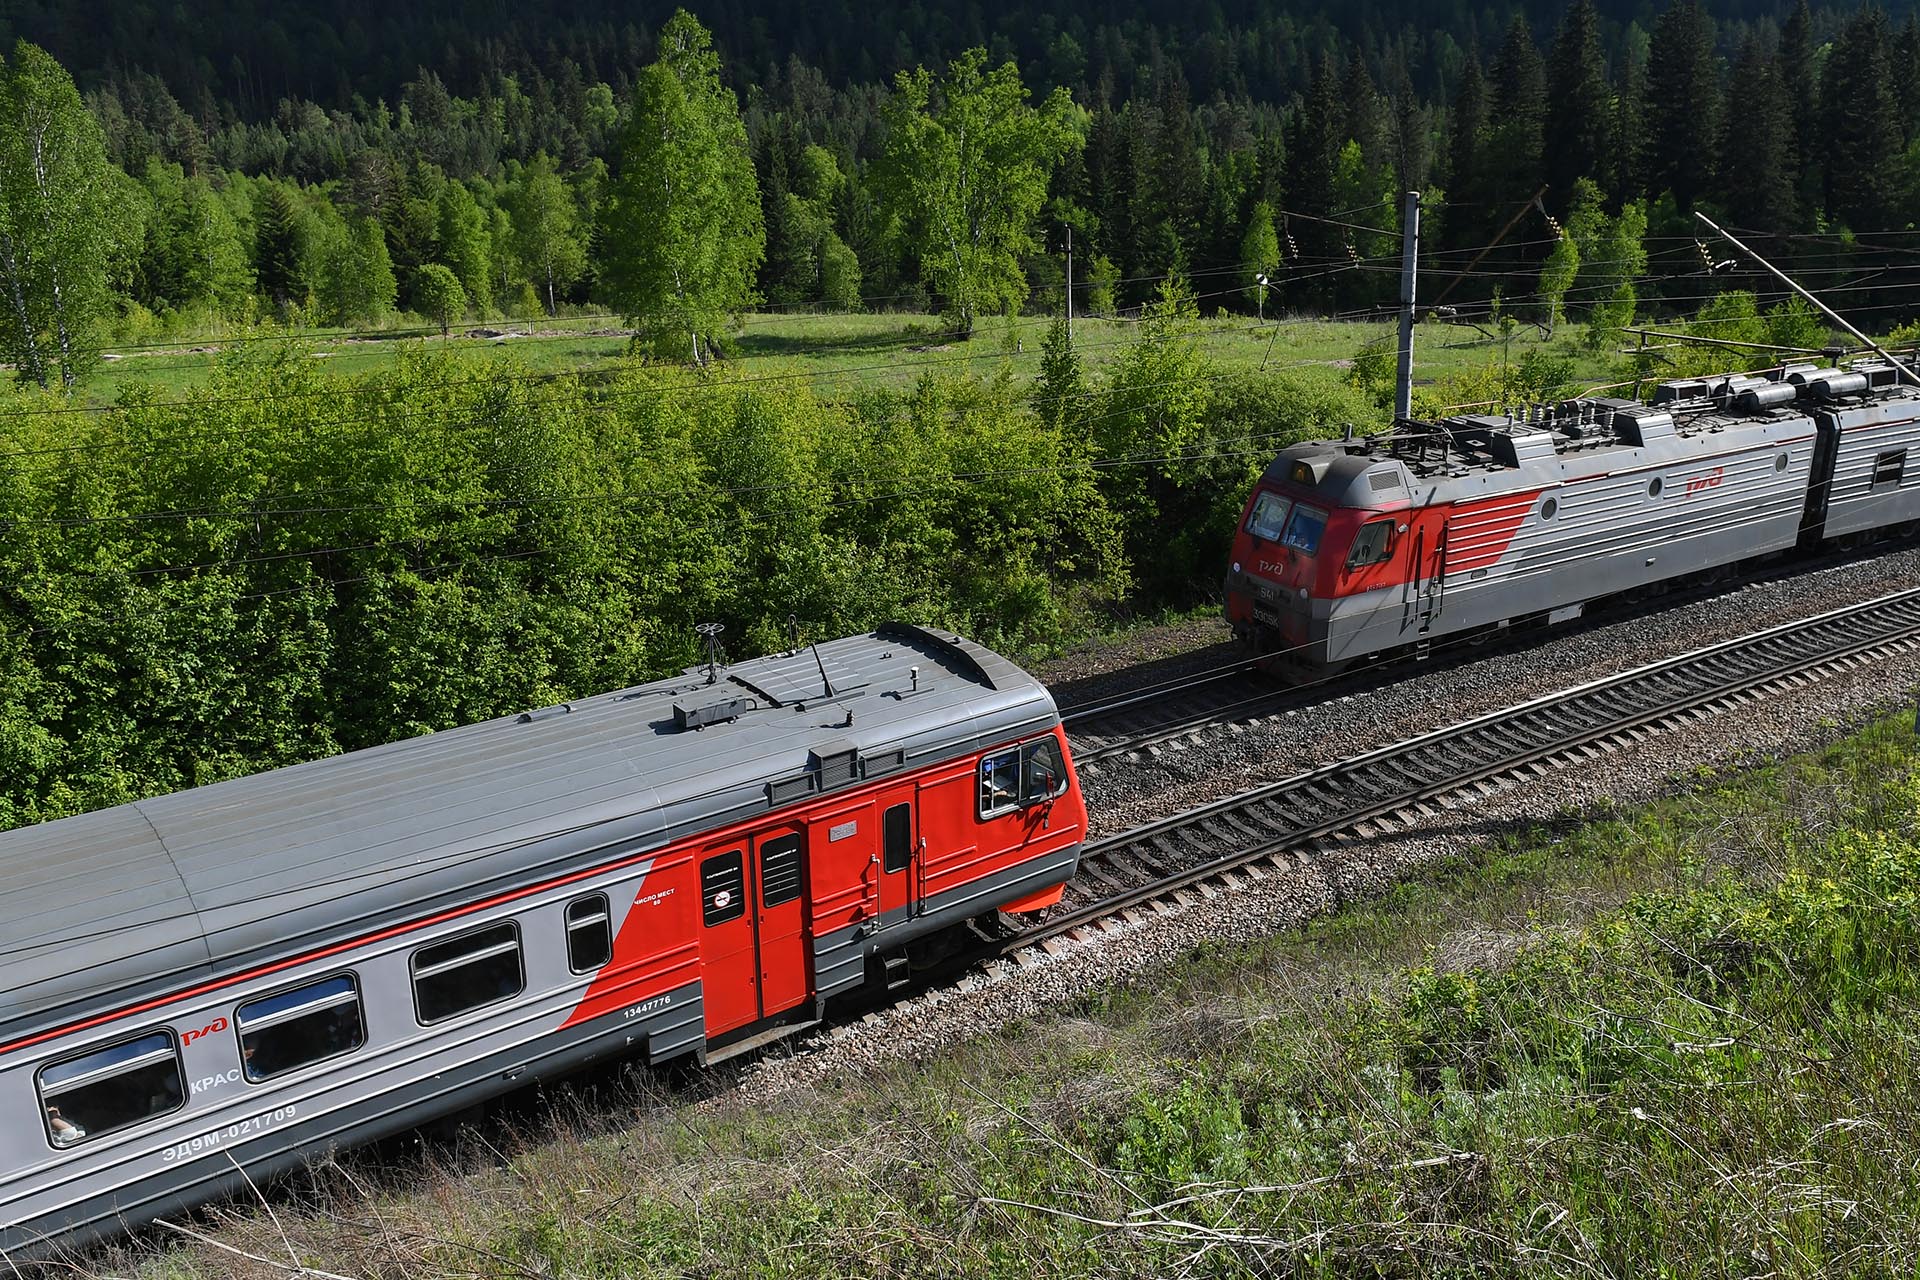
[978,748,1021,816]
[1874,449,1907,488]
[1346,519,1395,568]
[566,894,613,973]
[1021,737,1069,803]
[411,923,524,1024]
[37,1030,184,1148]
[760,834,804,907]
[236,975,365,1082]
[883,804,913,873]
[702,851,746,925]
[1245,491,1291,541]
[1281,505,1328,554]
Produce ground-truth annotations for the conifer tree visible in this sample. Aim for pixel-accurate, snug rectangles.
[1822,6,1901,231]
[254,182,303,315]
[1718,36,1794,234]
[1646,0,1719,209]
[1611,42,1649,203]
[1443,53,1490,252]
[1778,0,1822,231]
[1544,0,1611,210]
[1487,16,1545,205]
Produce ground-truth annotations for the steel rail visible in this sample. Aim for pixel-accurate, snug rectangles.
[1013,585,1920,951]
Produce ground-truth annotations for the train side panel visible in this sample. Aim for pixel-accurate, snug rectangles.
[1817,394,1920,538]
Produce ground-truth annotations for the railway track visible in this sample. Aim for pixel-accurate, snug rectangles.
[1060,659,1287,764]
[1015,585,1920,955]
[1057,536,1920,770]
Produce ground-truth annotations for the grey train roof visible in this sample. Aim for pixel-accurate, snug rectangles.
[1263,362,1910,506]
[0,624,1056,1049]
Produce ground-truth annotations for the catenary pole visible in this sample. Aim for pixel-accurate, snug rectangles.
[1395,190,1422,422]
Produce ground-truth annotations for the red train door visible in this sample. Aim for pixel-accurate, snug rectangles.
[875,784,916,920]
[753,825,809,1016]
[698,841,758,1036]
[698,825,814,1038]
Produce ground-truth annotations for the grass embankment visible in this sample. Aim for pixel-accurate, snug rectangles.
[82,310,1614,407]
[120,714,1920,1278]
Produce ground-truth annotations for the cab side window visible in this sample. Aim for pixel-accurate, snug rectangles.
[978,748,1021,817]
[38,1030,185,1148]
[1021,737,1068,802]
[1347,519,1395,568]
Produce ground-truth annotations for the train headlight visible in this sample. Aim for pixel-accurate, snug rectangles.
[1298,587,1310,600]
[1231,561,1241,574]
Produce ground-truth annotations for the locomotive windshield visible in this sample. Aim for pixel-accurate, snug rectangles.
[1281,505,1328,554]
[1245,490,1291,541]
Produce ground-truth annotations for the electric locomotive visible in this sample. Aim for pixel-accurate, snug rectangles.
[1226,362,1920,673]
[0,624,1086,1256]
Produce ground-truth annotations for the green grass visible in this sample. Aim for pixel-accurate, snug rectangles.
[76,309,1620,409]
[106,711,1920,1279]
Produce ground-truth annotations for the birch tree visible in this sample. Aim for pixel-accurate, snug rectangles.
[0,41,126,388]
[599,11,763,364]
[879,49,1078,337]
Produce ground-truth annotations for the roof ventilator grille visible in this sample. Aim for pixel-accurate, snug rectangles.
[674,698,751,731]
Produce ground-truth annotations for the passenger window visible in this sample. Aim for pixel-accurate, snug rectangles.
[38,1030,184,1148]
[1021,737,1069,803]
[760,834,804,907]
[1245,491,1292,540]
[236,975,365,1082]
[883,803,913,873]
[978,747,1021,816]
[1873,448,1907,488]
[702,851,746,925]
[411,923,524,1024]
[1281,505,1328,554]
[1347,519,1395,568]
[566,894,613,973]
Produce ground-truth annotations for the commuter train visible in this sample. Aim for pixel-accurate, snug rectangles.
[0,624,1087,1256]
[1226,362,1920,672]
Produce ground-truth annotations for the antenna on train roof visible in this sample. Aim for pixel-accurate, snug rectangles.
[695,621,725,686]
[1695,210,1920,387]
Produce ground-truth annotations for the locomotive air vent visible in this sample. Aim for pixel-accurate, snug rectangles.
[811,744,859,788]
[674,697,752,731]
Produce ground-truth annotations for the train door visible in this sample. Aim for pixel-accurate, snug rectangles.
[873,783,917,922]
[697,824,812,1038]
[753,825,809,1016]
[1417,518,1450,633]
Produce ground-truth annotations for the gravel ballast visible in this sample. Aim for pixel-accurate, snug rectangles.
[726,543,1920,1104]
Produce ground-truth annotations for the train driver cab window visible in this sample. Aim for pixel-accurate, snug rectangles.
[566,894,613,973]
[37,1030,185,1148]
[411,922,524,1024]
[978,747,1022,816]
[236,975,366,1082]
[1022,736,1069,803]
[1281,505,1329,555]
[1347,519,1395,569]
[1245,491,1291,541]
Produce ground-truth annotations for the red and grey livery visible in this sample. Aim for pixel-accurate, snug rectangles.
[0,624,1086,1255]
[1227,362,1920,672]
